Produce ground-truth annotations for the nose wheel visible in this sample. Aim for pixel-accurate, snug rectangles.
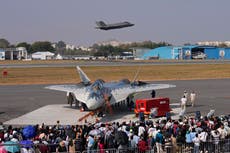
[97,111,104,117]
[80,102,88,111]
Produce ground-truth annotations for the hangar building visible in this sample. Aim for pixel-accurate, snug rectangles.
[0,47,28,60]
[141,46,230,60]
[131,47,151,60]
[32,51,55,60]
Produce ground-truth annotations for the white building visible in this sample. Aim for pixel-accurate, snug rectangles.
[66,44,75,50]
[0,49,5,60]
[51,43,57,49]
[76,46,92,51]
[55,54,63,60]
[32,51,55,60]
[0,47,28,60]
[97,39,132,47]
[197,41,230,47]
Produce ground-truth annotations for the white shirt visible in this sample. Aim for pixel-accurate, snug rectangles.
[181,97,187,105]
[190,93,196,102]
[199,131,207,142]
[217,127,227,139]
[148,127,156,137]
[193,137,200,146]
[138,126,145,137]
[133,135,140,145]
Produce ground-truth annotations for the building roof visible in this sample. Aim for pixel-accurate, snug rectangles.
[32,51,55,56]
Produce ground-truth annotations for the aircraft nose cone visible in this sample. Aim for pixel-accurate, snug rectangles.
[86,98,104,110]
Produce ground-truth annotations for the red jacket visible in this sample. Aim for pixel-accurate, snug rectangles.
[138,139,147,151]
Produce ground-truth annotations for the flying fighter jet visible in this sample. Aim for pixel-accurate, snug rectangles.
[95,21,134,30]
[46,66,175,112]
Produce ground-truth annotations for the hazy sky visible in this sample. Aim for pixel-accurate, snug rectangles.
[1,0,230,46]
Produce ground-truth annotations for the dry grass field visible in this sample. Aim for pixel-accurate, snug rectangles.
[1,64,230,85]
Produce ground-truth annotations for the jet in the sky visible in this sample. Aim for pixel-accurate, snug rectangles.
[95,21,134,30]
[46,66,175,112]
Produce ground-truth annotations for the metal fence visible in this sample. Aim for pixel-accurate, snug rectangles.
[1,138,230,153]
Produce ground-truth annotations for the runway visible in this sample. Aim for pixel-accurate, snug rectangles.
[1,60,230,68]
[1,79,230,125]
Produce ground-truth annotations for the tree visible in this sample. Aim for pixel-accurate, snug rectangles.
[17,42,32,53]
[91,41,172,57]
[0,38,10,48]
[31,41,55,53]
[219,43,228,48]
[56,41,66,49]
[184,43,191,46]
[55,41,66,54]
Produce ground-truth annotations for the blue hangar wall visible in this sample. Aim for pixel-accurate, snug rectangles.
[141,46,175,59]
[142,46,196,60]
[141,46,230,60]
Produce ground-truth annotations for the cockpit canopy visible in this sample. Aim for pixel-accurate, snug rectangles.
[91,79,105,91]
[88,79,111,100]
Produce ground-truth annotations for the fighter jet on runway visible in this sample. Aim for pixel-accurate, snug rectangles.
[95,21,134,30]
[46,66,175,113]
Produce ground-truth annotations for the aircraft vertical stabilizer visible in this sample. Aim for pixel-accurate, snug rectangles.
[76,66,91,85]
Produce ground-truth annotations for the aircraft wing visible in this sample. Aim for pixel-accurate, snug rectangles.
[45,84,90,103]
[110,84,175,105]
[45,84,84,92]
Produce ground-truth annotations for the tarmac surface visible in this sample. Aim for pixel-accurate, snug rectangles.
[1,60,230,68]
[1,79,230,125]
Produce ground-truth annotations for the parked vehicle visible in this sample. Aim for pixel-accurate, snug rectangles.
[192,52,207,59]
[134,97,171,117]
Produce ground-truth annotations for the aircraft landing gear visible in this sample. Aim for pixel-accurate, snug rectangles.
[97,111,104,117]
[67,93,81,108]
[80,102,88,111]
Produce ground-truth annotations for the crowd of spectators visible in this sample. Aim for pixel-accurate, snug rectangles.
[0,113,230,153]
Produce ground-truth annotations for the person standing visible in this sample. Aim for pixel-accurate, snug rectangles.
[190,91,196,107]
[211,130,220,153]
[179,95,187,119]
[192,133,200,153]
[87,135,94,153]
[180,95,187,111]
[199,129,208,153]
[68,139,75,153]
[183,90,188,100]
[155,130,164,153]
[151,90,156,98]
[171,134,177,153]
[138,137,147,153]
